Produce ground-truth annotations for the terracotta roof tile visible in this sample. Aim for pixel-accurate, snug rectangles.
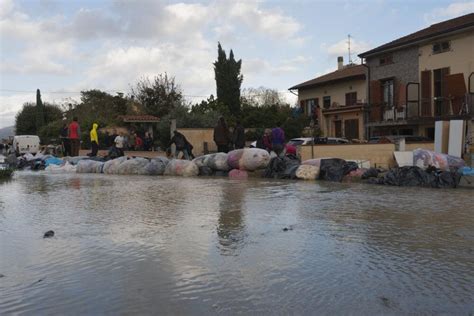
[289,64,366,90]
[359,13,474,57]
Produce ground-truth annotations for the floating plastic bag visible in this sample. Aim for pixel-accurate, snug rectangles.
[76,160,104,173]
[413,148,464,171]
[103,157,128,174]
[229,169,248,179]
[295,165,319,180]
[145,157,169,175]
[164,159,199,177]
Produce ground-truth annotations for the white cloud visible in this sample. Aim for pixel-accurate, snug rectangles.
[424,1,474,24]
[322,38,372,63]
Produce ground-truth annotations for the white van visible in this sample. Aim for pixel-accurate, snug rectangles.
[13,135,40,154]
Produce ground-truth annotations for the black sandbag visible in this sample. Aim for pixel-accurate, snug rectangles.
[214,170,229,177]
[319,158,348,182]
[374,166,461,188]
[362,168,379,179]
[263,156,300,179]
[199,166,214,176]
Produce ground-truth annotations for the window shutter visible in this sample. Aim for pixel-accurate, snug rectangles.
[397,82,406,110]
[445,73,466,115]
[421,70,432,116]
[370,81,381,105]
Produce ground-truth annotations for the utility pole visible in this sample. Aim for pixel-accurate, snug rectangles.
[347,34,352,64]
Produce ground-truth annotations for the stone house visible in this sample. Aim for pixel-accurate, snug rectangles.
[359,13,474,139]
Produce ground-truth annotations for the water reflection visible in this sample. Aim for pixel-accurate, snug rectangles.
[0,172,473,314]
[216,182,247,255]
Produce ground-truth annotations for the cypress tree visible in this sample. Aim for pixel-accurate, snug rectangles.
[36,89,45,133]
[214,42,243,117]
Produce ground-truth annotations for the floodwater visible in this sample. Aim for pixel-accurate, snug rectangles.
[0,172,473,315]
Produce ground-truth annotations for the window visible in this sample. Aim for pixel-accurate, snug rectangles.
[345,92,357,106]
[382,79,394,107]
[304,98,319,117]
[432,41,450,54]
[323,96,331,109]
[379,55,393,66]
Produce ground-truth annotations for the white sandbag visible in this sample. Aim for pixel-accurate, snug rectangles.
[116,157,150,175]
[192,155,209,168]
[44,162,77,173]
[76,160,104,173]
[103,157,128,174]
[295,165,320,180]
[193,153,229,171]
[164,159,199,177]
[227,148,270,171]
[242,149,270,171]
[145,157,169,175]
[207,153,229,171]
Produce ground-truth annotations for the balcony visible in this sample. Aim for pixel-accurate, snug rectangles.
[368,94,473,125]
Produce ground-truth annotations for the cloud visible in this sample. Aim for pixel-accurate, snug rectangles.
[424,1,474,24]
[322,38,372,63]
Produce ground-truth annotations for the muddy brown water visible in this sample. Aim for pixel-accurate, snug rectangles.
[0,172,473,314]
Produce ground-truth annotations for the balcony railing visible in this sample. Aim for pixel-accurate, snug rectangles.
[369,94,473,123]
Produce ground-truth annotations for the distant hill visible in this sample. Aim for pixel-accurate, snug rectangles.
[0,126,14,140]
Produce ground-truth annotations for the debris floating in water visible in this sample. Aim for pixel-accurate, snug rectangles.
[43,230,54,238]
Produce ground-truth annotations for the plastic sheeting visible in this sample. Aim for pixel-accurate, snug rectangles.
[44,162,77,173]
[227,148,270,171]
[76,160,104,173]
[413,148,465,171]
[145,157,169,175]
[117,158,150,175]
[295,165,319,180]
[229,169,248,179]
[263,156,300,179]
[198,166,214,176]
[319,159,358,182]
[193,153,229,171]
[103,157,128,174]
[44,157,63,167]
[368,166,461,188]
[164,159,199,177]
[301,158,323,168]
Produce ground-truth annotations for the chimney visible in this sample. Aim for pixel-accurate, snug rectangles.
[337,56,343,70]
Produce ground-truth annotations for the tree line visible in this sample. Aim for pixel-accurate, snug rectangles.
[15,43,309,148]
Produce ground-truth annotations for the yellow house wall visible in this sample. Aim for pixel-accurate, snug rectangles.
[177,128,216,155]
[323,110,365,140]
[298,77,366,138]
[419,30,474,97]
[299,142,434,168]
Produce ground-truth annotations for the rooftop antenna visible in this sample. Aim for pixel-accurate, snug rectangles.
[347,34,353,64]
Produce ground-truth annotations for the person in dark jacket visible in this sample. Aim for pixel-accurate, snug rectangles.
[59,123,71,157]
[213,116,230,153]
[232,120,245,149]
[271,123,285,156]
[169,130,190,160]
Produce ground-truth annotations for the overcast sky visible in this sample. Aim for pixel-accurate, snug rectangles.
[1,0,473,128]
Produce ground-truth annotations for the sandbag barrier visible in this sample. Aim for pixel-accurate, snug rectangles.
[12,147,464,188]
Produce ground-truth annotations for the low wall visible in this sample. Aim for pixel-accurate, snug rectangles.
[177,128,216,155]
[299,142,435,168]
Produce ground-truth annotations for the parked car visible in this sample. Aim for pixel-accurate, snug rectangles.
[250,137,349,148]
[369,135,432,144]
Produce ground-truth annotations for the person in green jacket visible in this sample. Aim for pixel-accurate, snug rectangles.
[89,123,99,157]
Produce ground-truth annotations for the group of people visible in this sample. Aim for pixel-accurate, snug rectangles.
[255,123,286,156]
[213,117,246,153]
[59,117,155,158]
[59,117,81,157]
